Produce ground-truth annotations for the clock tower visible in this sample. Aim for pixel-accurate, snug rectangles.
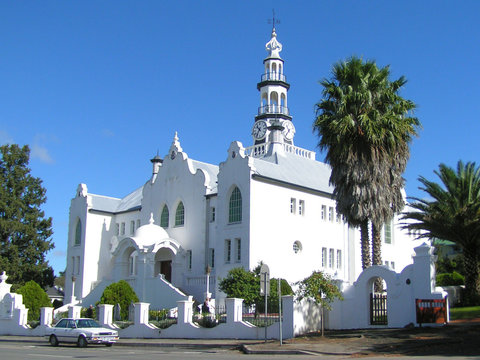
[251,25,295,145]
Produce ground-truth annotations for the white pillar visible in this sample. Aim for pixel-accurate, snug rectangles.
[134,302,150,325]
[176,299,194,324]
[40,307,53,326]
[68,305,81,319]
[281,295,294,339]
[226,298,243,323]
[98,304,114,327]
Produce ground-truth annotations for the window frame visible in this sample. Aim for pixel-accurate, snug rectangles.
[228,186,242,224]
[161,205,169,228]
[74,219,82,246]
[175,202,185,227]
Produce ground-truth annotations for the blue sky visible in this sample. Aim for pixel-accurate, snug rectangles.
[1,1,479,276]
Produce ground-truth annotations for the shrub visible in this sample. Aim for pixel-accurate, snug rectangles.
[436,271,465,286]
[16,280,52,321]
[98,280,139,320]
[81,306,96,319]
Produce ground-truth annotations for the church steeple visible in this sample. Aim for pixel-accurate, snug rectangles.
[251,25,295,146]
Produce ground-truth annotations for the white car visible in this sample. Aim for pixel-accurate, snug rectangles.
[46,318,119,347]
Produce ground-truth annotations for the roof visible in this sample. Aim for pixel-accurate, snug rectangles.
[90,186,143,214]
[190,159,219,192]
[252,151,333,195]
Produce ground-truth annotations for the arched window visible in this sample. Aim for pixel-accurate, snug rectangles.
[228,186,242,223]
[74,219,82,246]
[160,205,169,228]
[175,202,185,227]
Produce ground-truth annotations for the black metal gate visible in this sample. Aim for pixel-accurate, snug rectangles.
[370,293,387,325]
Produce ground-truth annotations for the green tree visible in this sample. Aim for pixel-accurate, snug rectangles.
[295,271,343,310]
[0,144,54,290]
[218,267,260,307]
[16,280,52,321]
[219,266,293,312]
[314,56,419,270]
[402,161,480,304]
[98,280,139,320]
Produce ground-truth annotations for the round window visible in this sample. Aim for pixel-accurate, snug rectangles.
[293,241,302,254]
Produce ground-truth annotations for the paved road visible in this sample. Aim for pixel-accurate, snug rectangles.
[0,341,479,360]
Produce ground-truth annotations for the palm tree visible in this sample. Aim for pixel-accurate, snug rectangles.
[314,56,419,270]
[402,161,480,304]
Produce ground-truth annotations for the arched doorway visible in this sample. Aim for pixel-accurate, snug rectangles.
[154,248,174,282]
[369,277,387,325]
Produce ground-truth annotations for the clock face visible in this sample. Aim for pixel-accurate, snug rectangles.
[252,120,268,140]
[282,121,295,141]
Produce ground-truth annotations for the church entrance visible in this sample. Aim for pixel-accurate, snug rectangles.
[160,260,172,282]
[154,248,174,283]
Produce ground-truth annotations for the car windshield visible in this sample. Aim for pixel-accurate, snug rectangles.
[76,319,101,328]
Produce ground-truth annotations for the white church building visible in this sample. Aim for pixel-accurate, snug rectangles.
[64,27,421,310]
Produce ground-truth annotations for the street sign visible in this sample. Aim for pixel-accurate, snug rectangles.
[259,264,270,296]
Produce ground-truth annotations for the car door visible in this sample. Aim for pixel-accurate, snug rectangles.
[63,319,78,343]
[52,319,68,341]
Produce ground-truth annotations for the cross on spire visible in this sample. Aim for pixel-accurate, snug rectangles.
[268,9,280,31]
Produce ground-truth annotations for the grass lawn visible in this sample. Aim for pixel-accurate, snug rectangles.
[449,306,480,320]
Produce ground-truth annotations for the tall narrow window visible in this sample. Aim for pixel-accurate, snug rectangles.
[384,222,392,244]
[299,200,305,216]
[336,250,342,269]
[129,253,136,275]
[235,238,241,262]
[209,248,215,268]
[161,205,169,228]
[130,220,135,235]
[115,223,119,236]
[225,239,231,263]
[175,202,185,226]
[321,247,327,267]
[136,219,140,229]
[228,187,242,223]
[121,222,125,235]
[290,198,296,214]
[76,256,80,275]
[74,219,82,246]
[328,207,334,222]
[186,250,192,270]
[210,207,216,222]
[321,205,326,221]
[329,248,334,268]
[336,210,341,223]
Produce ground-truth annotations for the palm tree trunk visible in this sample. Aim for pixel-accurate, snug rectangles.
[371,222,383,292]
[372,222,382,266]
[462,249,480,305]
[360,220,371,269]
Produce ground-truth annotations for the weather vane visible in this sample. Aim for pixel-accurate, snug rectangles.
[268,9,280,30]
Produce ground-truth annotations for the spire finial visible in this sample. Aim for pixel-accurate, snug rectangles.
[265,11,282,59]
[272,9,277,33]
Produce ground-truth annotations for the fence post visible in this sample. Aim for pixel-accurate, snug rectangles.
[39,307,53,326]
[98,304,114,327]
[68,305,81,319]
[226,298,243,323]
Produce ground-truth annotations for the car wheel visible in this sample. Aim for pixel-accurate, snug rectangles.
[49,335,59,347]
[105,343,113,347]
[77,336,88,348]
